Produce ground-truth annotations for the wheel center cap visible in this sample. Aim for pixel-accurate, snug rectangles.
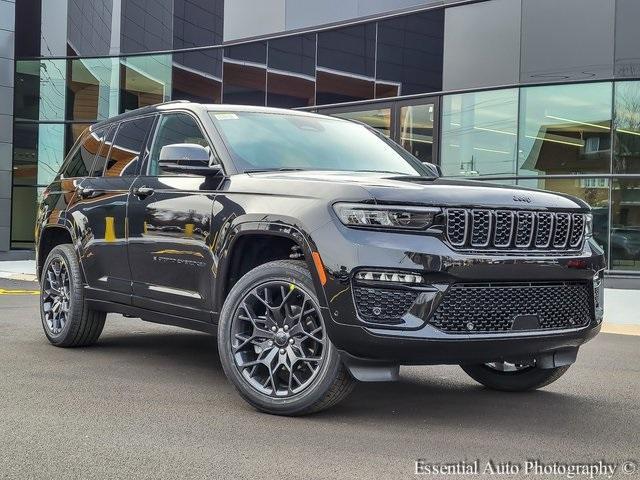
[274,329,288,347]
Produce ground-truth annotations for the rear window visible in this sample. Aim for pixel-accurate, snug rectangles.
[59,128,103,179]
[90,126,115,177]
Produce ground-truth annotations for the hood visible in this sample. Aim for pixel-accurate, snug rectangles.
[238,171,589,211]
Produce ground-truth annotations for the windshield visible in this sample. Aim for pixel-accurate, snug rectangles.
[208,111,432,176]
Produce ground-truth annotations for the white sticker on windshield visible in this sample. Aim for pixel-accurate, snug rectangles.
[214,113,239,120]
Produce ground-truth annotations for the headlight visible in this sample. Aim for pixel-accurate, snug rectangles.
[333,203,440,230]
[585,213,593,238]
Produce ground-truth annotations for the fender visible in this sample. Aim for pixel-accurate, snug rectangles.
[212,216,328,314]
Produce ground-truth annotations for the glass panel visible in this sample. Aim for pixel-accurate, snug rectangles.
[613,81,640,173]
[611,179,640,272]
[68,57,119,121]
[267,35,316,108]
[15,0,41,57]
[14,60,66,121]
[443,0,520,91]
[13,123,66,186]
[615,0,640,78]
[12,123,38,186]
[223,43,267,106]
[11,186,39,247]
[316,24,375,105]
[518,177,610,253]
[67,0,115,56]
[518,82,612,176]
[105,116,154,177]
[66,123,93,156]
[332,109,391,137]
[120,55,172,113]
[173,0,223,49]
[399,103,435,163]
[61,130,99,180]
[120,0,173,54]
[376,10,444,97]
[90,127,114,177]
[520,0,615,83]
[441,89,518,177]
[149,114,209,176]
[209,111,430,176]
[172,49,222,103]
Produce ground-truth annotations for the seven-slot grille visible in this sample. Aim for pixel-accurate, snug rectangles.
[446,208,586,251]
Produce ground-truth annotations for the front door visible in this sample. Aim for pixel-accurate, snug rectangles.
[127,112,221,321]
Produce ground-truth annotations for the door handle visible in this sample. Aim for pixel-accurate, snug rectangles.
[76,186,100,198]
[133,186,155,199]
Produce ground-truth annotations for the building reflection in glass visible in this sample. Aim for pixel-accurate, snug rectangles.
[223,43,267,106]
[316,24,376,104]
[267,35,316,108]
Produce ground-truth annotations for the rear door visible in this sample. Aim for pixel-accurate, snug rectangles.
[70,116,155,302]
[128,112,221,321]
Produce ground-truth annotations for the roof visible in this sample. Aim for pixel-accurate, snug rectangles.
[91,101,330,131]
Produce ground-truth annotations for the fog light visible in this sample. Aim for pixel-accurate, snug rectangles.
[593,272,604,321]
[355,271,423,284]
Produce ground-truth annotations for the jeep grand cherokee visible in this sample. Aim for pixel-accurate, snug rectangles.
[36,101,605,415]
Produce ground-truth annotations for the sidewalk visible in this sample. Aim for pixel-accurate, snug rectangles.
[0,260,37,281]
[1,260,637,333]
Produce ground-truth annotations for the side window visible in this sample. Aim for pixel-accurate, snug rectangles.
[89,126,113,177]
[60,129,101,179]
[104,116,154,177]
[148,113,211,176]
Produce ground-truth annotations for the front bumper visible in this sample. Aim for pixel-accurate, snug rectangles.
[311,221,606,366]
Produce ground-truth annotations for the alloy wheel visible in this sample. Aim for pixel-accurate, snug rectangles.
[42,257,71,336]
[230,281,326,398]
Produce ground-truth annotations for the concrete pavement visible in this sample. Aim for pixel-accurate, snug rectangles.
[0,279,638,479]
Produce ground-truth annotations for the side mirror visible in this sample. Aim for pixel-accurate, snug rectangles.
[423,161,442,177]
[158,143,222,176]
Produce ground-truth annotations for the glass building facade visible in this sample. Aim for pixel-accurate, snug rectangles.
[2,0,640,279]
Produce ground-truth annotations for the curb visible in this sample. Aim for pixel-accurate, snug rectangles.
[0,272,38,282]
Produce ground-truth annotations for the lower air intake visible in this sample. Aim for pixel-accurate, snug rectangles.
[353,286,418,324]
[430,282,593,334]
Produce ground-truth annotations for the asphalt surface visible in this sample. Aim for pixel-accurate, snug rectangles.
[1,278,639,480]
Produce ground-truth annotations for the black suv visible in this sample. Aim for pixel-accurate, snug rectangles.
[36,101,605,415]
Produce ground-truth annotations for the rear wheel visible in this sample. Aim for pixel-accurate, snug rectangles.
[40,244,106,347]
[218,260,354,415]
[461,361,570,392]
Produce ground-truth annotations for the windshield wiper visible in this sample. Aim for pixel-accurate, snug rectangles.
[353,169,417,176]
[244,167,308,173]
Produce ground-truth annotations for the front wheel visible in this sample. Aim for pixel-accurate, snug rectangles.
[218,260,354,416]
[461,361,570,392]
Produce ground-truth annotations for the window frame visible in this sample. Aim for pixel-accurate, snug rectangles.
[102,113,157,178]
[145,110,221,177]
[58,128,95,180]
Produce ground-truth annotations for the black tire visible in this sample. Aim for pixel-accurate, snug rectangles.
[218,259,355,416]
[40,244,106,347]
[461,363,570,392]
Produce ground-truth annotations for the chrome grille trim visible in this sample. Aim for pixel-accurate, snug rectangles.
[446,209,469,247]
[470,209,492,247]
[534,212,554,248]
[515,211,535,248]
[445,208,586,252]
[494,210,514,247]
[552,212,571,248]
[570,213,586,248]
